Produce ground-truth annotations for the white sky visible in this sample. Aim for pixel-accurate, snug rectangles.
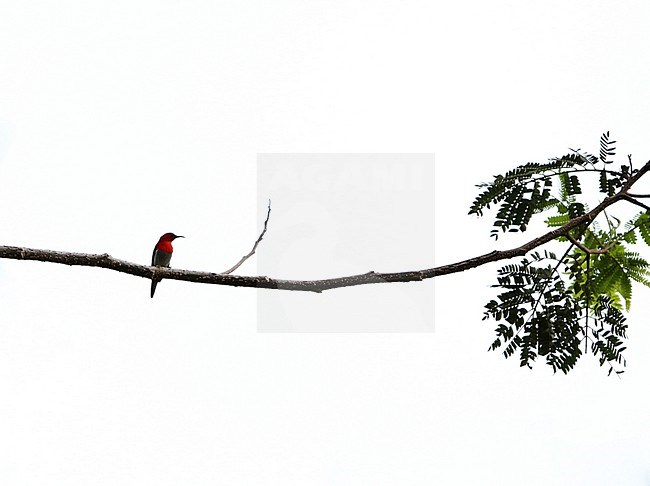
[1,1,650,484]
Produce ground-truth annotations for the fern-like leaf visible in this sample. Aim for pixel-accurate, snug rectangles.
[599,131,616,164]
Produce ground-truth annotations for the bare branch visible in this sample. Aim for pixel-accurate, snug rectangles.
[1,161,649,293]
[221,200,271,275]
[621,194,650,212]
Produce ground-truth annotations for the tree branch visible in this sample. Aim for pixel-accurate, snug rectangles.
[564,233,616,255]
[221,200,271,275]
[2,161,649,293]
[621,194,650,212]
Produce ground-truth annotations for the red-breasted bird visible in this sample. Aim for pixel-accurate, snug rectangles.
[150,232,184,298]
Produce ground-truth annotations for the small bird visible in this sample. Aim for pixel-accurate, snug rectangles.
[151,232,184,298]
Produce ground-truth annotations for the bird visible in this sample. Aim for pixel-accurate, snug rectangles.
[150,232,184,298]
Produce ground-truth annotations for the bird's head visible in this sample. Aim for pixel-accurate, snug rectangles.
[160,232,184,242]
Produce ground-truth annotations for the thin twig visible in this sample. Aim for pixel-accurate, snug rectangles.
[221,200,272,275]
[621,194,650,212]
[564,233,616,255]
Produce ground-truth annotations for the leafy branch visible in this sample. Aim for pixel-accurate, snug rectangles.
[477,132,650,374]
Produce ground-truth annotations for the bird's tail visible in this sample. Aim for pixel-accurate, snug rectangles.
[151,278,159,298]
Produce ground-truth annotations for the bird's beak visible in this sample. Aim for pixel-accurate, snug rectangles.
[176,235,185,239]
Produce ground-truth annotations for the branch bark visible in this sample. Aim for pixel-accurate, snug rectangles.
[1,162,649,293]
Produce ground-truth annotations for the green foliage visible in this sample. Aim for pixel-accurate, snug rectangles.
[566,240,650,311]
[474,132,650,374]
[559,172,582,196]
[545,214,570,227]
[592,246,649,310]
[484,251,631,375]
[591,296,628,375]
[484,251,583,373]
[468,156,594,239]
[599,131,616,164]
[629,212,650,246]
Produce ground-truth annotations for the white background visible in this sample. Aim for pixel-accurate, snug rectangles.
[1,1,650,484]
